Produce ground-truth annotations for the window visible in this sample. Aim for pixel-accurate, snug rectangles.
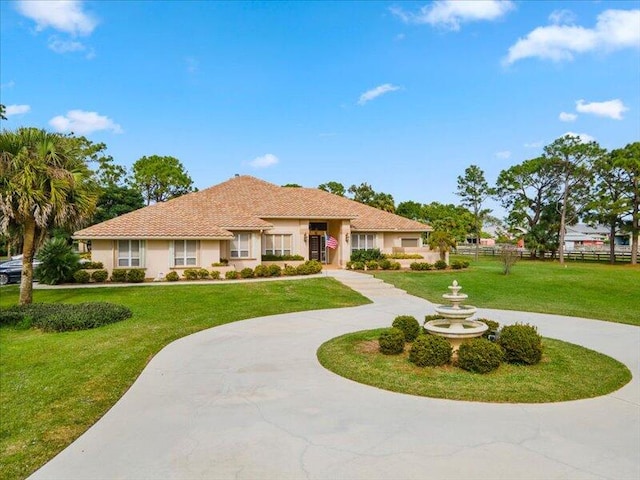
[263,234,292,256]
[231,233,250,258]
[351,234,375,251]
[117,240,142,267]
[174,240,197,266]
[401,238,419,248]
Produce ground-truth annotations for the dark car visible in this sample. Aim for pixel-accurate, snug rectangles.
[0,258,41,285]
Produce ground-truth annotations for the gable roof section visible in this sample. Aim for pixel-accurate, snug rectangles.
[75,175,429,239]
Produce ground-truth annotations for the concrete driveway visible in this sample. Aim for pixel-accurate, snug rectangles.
[30,271,640,480]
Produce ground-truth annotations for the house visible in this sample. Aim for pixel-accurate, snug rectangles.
[74,175,433,279]
[564,224,632,251]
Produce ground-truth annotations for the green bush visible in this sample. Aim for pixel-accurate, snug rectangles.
[282,265,297,276]
[35,237,80,285]
[183,269,199,280]
[378,259,391,270]
[0,302,132,332]
[209,270,221,280]
[79,261,104,269]
[499,323,543,365]
[197,268,210,279]
[461,260,470,268]
[477,318,500,339]
[211,259,229,267]
[225,270,240,280]
[240,267,254,279]
[351,261,365,270]
[126,269,145,283]
[388,261,401,270]
[296,260,322,275]
[253,264,269,278]
[350,248,384,263]
[165,271,180,281]
[378,328,405,355]
[365,260,379,270]
[267,264,282,277]
[73,270,91,284]
[385,253,423,259]
[110,269,128,282]
[0,310,25,327]
[261,254,304,261]
[451,260,464,270]
[392,315,421,341]
[91,269,108,282]
[434,260,448,270]
[457,338,504,373]
[410,262,433,271]
[409,334,452,367]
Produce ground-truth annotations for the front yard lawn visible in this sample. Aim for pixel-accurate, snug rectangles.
[0,278,369,480]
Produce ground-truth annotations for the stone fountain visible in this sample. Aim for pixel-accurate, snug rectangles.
[424,280,487,353]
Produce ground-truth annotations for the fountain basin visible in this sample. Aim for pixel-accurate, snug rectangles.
[434,304,477,320]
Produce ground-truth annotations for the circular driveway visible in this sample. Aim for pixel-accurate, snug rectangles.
[30,274,639,480]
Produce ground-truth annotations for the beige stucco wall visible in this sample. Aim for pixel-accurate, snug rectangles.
[90,240,114,272]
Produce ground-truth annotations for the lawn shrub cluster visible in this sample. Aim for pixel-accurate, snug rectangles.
[0,302,132,332]
[392,315,421,341]
[378,259,401,270]
[385,253,423,259]
[110,269,127,282]
[166,271,180,281]
[73,268,110,284]
[409,334,452,367]
[350,249,384,263]
[91,269,108,282]
[378,327,405,355]
[126,269,145,283]
[450,259,470,270]
[410,262,433,271]
[457,338,504,373]
[499,323,543,365]
[434,260,448,270]
[261,254,304,261]
[73,270,91,284]
[348,259,400,270]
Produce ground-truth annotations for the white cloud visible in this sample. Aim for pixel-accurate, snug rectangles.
[559,112,577,122]
[504,9,640,64]
[524,140,543,148]
[49,110,123,134]
[563,131,596,143]
[5,104,31,116]
[1,80,16,89]
[48,36,85,53]
[16,0,97,36]
[249,153,279,168]
[549,9,576,25]
[391,1,514,31]
[495,150,511,159]
[576,99,628,120]
[358,84,400,105]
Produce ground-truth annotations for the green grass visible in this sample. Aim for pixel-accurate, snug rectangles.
[0,279,369,480]
[374,258,640,326]
[317,329,632,403]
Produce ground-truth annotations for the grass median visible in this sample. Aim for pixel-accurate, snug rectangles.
[374,258,639,326]
[0,278,369,480]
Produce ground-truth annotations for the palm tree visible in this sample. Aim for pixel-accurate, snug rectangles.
[0,128,98,304]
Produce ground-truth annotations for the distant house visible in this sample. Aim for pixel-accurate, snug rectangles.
[74,175,432,279]
[564,224,630,251]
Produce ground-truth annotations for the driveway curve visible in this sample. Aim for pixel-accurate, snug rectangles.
[30,271,640,480]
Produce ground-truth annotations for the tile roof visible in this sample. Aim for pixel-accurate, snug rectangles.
[75,175,430,239]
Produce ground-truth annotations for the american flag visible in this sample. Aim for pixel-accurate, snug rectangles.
[325,234,338,249]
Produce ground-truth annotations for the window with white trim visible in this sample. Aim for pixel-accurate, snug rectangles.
[351,234,375,251]
[117,240,142,267]
[174,240,197,266]
[263,234,292,256]
[231,232,251,258]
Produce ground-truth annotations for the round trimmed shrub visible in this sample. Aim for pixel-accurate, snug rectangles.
[457,338,504,373]
[378,327,405,355]
[282,265,297,276]
[73,270,90,284]
[126,269,145,283]
[165,271,180,281]
[378,259,392,270]
[477,318,500,339]
[434,260,448,270]
[110,269,128,282]
[351,261,365,270]
[253,265,269,278]
[451,260,464,270]
[183,269,199,280]
[392,315,421,341]
[209,270,221,280]
[410,262,433,271]
[225,270,240,280]
[197,268,210,279]
[91,269,108,283]
[240,267,254,279]
[409,334,452,367]
[365,260,379,270]
[498,323,543,365]
[267,264,282,277]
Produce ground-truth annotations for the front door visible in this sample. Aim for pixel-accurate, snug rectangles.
[309,235,326,263]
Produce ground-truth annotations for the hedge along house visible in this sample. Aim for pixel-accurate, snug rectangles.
[74,175,432,279]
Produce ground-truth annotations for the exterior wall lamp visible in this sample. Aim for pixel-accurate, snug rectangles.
[345,233,350,244]
[304,233,308,243]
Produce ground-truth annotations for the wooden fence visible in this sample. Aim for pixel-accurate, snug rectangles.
[454,245,635,263]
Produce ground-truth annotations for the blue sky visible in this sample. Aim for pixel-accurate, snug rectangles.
[1,1,639,217]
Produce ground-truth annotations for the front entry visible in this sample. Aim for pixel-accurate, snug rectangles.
[309,235,326,263]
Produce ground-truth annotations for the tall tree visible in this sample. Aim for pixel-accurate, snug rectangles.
[456,165,493,260]
[584,150,631,264]
[0,128,99,304]
[543,135,605,264]
[0,104,6,121]
[131,155,194,205]
[422,202,474,243]
[348,182,396,212]
[396,201,425,221]
[495,156,560,257]
[612,142,640,265]
[318,181,346,196]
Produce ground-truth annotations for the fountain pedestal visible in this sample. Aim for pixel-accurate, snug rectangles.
[424,280,487,354]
